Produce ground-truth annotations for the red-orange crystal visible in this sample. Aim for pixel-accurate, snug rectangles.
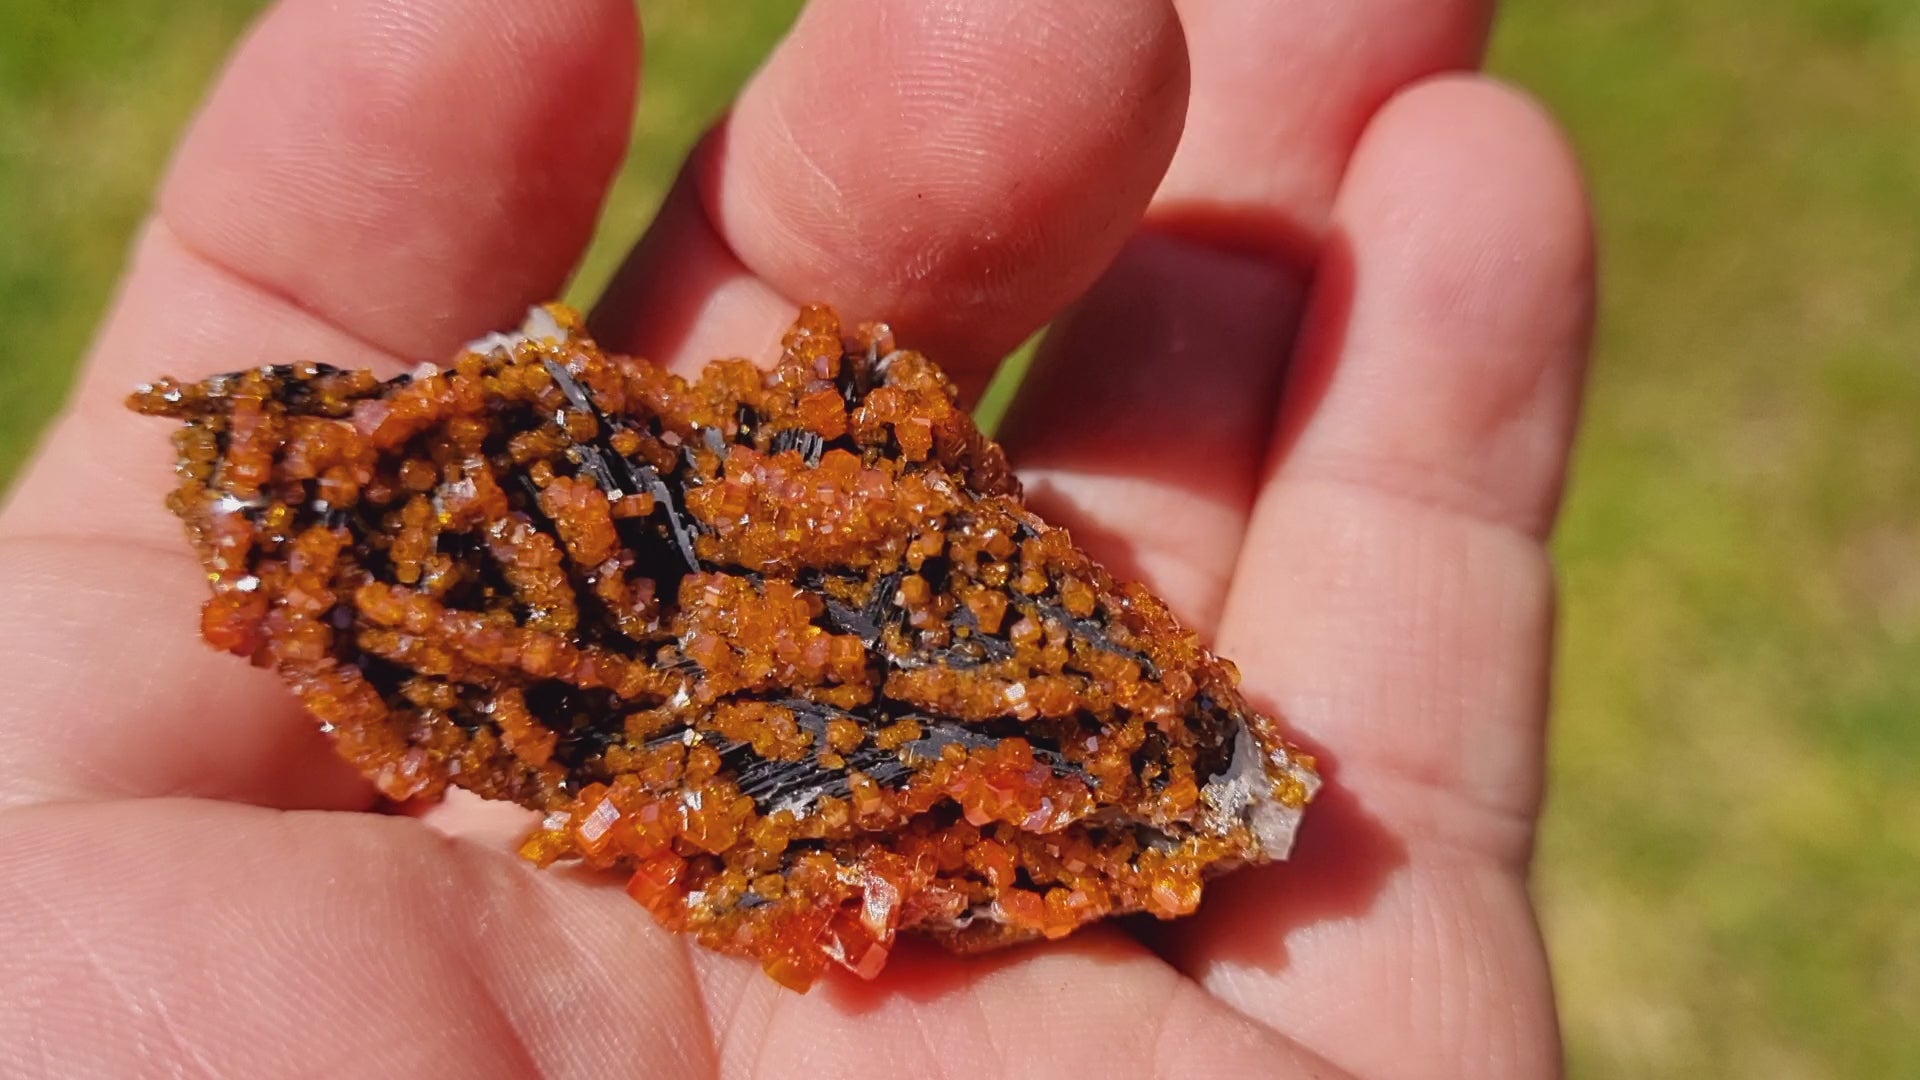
[129,305,1320,990]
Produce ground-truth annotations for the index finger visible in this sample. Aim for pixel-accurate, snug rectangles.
[0,0,639,809]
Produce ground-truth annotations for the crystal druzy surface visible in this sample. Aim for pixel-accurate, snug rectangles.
[129,305,1319,990]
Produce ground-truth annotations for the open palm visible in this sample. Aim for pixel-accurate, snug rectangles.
[0,1,1593,1076]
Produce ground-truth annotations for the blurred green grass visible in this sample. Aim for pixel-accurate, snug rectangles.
[1495,5,1920,1076]
[2,2,1914,1075]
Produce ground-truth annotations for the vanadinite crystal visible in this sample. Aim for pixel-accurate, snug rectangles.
[129,305,1319,990]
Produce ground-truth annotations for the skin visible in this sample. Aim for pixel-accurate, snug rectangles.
[0,0,1594,1076]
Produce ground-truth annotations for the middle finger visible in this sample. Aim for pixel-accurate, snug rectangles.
[999,0,1495,632]
[589,0,1192,395]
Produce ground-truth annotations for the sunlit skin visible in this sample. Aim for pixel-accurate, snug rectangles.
[0,1,1593,1077]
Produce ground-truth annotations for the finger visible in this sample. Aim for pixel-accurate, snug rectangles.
[150,0,639,368]
[1156,0,1493,214]
[0,539,372,810]
[590,0,1190,393]
[6,0,638,544]
[0,799,715,1078]
[688,934,1345,1079]
[995,231,1304,632]
[0,0,638,809]
[1166,77,1594,1077]
[0,798,1348,1080]
[999,0,1493,630]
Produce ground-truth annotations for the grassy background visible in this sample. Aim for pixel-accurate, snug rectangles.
[2,2,1914,1075]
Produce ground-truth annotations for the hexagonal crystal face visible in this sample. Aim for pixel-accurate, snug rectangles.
[131,304,1318,990]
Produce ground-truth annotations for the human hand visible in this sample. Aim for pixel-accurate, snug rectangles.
[0,1,1592,1076]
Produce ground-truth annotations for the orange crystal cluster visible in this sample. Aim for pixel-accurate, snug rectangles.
[130,305,1319,990]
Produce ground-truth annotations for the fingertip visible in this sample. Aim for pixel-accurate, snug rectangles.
[158,0,642,360]
[695,0,1190,377]
[1341,74,1596,358]
[1287,73,1597,536]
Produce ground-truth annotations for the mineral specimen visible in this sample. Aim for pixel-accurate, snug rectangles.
[129,305,1319,990]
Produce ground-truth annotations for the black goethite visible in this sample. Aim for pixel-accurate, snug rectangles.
[130,303,1319,990]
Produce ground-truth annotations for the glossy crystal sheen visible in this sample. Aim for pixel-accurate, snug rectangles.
[130,305,1319,990]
